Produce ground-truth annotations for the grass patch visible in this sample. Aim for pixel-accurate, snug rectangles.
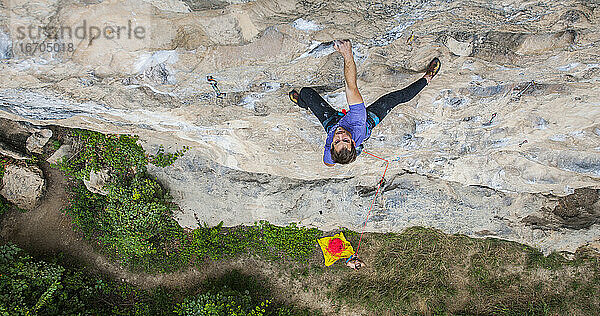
[331,227,600,315]
[334,227,456,314]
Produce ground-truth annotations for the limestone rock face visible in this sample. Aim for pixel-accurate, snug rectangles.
[0,164,46,210]
[1,0,600,252]
[25,129,52,154]
[0,142,29,160]
[83,169,111,196]
[0,118,52,156]
[46,144,72,165]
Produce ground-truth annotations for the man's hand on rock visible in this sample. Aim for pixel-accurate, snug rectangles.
[334,39,353,59]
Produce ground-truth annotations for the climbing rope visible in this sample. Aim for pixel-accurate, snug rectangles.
[354,151,389,257]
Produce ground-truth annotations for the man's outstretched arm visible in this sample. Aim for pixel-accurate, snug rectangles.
[334,40,364,105]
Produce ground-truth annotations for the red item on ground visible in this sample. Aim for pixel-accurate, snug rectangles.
[342,109,347,115]
[327,238,345,255]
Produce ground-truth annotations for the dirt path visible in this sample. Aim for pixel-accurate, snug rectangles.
[0,163,360,315]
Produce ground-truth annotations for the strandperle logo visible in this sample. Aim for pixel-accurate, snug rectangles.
[14,20,147,41]
[8,18,148,56]
[5,0,158,59]
[6,0,153,59]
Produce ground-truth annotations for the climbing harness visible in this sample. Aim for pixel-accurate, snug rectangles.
[207,76,226,99]
[354,151,389,257]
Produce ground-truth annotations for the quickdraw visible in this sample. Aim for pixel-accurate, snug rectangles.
[207,76,226,99]
[517,80,535,98]
[519,140,528,147]
[483,112,497,126]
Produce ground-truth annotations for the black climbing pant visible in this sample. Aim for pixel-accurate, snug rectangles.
[298,77,427,134]
[298,87,343,133]
[364,78,428,129]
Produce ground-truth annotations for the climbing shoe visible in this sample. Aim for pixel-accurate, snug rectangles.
[289,89,299,104]
[289,89,308,109]
[425,57,441,79]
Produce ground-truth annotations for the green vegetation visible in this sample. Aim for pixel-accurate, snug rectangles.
[0,243,171,315]
[0,244,307,315]
[65,177,320,271]
[57,129,188,181]
[149,144,189,168]
[58,130,149,181]
[50,127,600,315]
[59,129,189,269]
[60,129,320,272]
[176,292,271,316]
[64,178,180,267]
[176,270,313,316]
[177,221,319,263]
[0,156,7,179]
[51,139,61,151]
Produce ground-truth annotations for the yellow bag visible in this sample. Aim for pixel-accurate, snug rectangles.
[317,232,355,266]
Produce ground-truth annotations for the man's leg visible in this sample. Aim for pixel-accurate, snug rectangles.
[298,87,342,132]
[366,78,427,128]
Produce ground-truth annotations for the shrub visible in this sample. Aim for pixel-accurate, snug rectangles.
[0,244,176,315]
[175,292,270,316]
[51,140,61,150]
[59,129,189,269]
[101,175,179,261]
[63,184,107,240]
[64,175,181,266]
[0,244,65,315]
[59,129,187,182]
[59,129,147,181]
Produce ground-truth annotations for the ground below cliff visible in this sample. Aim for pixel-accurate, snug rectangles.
[1,0,600,254]
[0,143,599,314]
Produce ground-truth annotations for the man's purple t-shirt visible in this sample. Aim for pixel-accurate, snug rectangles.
[323,102,371,164]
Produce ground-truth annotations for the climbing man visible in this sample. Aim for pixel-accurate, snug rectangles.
[289,39,440,166]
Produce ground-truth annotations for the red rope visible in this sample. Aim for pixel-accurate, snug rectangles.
[355,151,389,256]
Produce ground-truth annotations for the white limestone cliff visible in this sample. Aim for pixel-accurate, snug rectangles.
[1,0,599,253]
